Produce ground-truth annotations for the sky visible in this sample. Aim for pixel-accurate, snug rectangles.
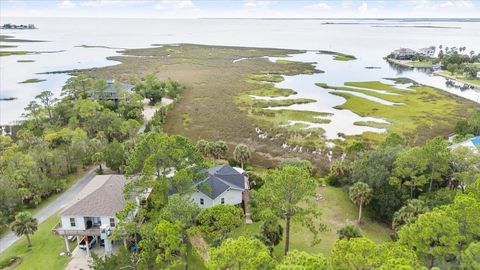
[1,0,479,19]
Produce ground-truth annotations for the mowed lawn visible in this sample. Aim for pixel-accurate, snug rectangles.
[231,186,392,260]
[0,213,73,270]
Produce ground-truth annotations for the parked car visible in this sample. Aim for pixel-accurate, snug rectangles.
[79,236,97,250]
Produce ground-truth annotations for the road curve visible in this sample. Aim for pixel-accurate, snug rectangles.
[0,168,97,253]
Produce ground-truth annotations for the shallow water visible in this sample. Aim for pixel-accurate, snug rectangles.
[1,17,479,127]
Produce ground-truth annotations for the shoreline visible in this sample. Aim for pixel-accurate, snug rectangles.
[433,70,480,89]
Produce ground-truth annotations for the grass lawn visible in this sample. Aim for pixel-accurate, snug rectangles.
[406,60,433,67]
[437,70,480,88]
[317,80,476,144]
[0,213,73,270]
[230,186,391,260]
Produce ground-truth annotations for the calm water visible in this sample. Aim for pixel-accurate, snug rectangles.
[1,18,480,137]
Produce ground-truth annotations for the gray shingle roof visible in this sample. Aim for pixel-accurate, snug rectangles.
[196,175,231,199]
[194,164,246,199]
[61,175,127,217]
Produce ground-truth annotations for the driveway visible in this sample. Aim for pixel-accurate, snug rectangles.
[0,168,97,253]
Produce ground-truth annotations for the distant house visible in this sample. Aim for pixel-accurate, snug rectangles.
[419,46,435,57]
[89,79,135,101]
[189,164,249,209]
[391,48,417,60]
[448,136,480,152]
[477,71,480,79]
[53,175,149,256]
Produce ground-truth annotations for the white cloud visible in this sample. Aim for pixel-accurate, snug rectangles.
[454,0,474,8]
[305,2,331,9]
[244,0,272,8]
[358,2,378,13]
[80,0,153,8]
[58,0,76,9]
[155,0,195,10]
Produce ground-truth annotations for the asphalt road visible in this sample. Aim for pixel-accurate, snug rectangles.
[0,168,97,253]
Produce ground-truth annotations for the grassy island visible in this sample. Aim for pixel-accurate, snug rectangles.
[19,78,46,84]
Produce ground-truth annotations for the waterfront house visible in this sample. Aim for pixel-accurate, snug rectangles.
[391,48,417,60]
[419,46,435,57]
[89,79,135,101]
[188,164,249,210]
[53,175,149,257]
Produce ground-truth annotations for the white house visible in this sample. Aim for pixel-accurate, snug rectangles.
[419,46,436,57]
[477,71,480,79]
[189,164,249,210]
[391,48,417,60]
[53,175,146,256]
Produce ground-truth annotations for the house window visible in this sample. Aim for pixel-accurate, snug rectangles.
[110,218,115,227]
[221,198,225,204]
[200,198,204,205]
[70,218,76,227]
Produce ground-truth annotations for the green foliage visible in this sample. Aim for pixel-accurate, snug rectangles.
[455,110,480,135]
[254,165,326,255]
[233,143,251,169]
[398,210,462,268]
[207,236,275,270]
[349,182,373,223]
[390,147,428,199]
[135,75,182,105]
[103,139,125,173]
[11,212,38,247]
[392,199,429,231]
[461,242,480,270]
[196,204,244,243]
[257,218,283,252]
[90,246,134,270]
[279,157,313,172]
[329,238,420,269]
[125,132,204,198]
[277,250,331,270]
[154,220,186,269]
[337,224,362,240]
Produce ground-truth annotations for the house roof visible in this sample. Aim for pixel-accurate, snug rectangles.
[449,136,480,151]
[61,175,127,217]
[194,164,246,199]
[103,82,135,94]
[196,175,232,199]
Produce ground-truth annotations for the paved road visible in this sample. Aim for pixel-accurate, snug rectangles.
[0,168,97,253]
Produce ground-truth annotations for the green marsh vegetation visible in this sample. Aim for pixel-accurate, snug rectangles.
[318,50,357,61]
[86,44,325,167]
[317,80,476,144]
[19,78,46,84]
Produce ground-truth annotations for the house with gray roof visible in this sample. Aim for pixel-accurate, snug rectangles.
[53,175,148,256]
[190,164,249,209]
[89,79,135,101]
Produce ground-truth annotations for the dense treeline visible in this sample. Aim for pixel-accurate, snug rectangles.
[437,46,480,78]
[0,73,182,231]
[92,129,480,269]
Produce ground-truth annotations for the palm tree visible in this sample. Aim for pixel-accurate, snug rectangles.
[349,182,373,224]
[233,144,251,169]
[196,139,210,158]
[11,212,38,248]
[392,199,429,231]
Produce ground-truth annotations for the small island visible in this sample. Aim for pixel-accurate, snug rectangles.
[19,78,46,84]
